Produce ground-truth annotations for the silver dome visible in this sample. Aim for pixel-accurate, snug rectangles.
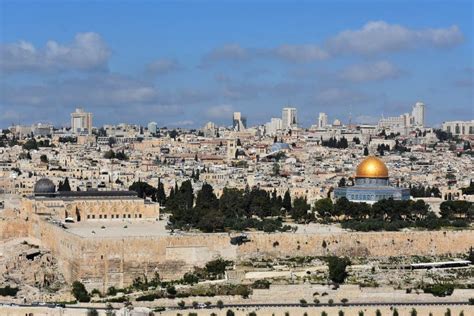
[34,178,56,195]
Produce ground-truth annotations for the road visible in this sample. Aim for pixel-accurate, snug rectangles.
[1,300,473,311]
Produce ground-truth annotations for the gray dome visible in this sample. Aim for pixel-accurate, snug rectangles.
[34,178,56,195]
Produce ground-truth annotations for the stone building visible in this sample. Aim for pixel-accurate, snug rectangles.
[21,178,160,222]
[334,156,410,204]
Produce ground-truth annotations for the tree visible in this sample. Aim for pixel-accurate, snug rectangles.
[217,300,224,309]
[226,310,235,316]
[327,256,351,284]
[338,177,346,187]
[156,181,166,205]
[283,190,292,212]
[205,258,231,279]
[272,163,280,176]
[23,138,38,151]
[40,154,48,163]
[291,196,311,222]
[313,198,334,219]
[182,272,199,285]
[334,197,351,218]
[103,150,115,159]
[71,281,90,302]
[58,177,71,192]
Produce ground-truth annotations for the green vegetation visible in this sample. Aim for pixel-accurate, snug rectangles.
[86,309,99,316]
[423,283,455,297]
[167,182,294,232]
[322,197,474,231]
[327,256,351,284]
[252,279,271,289]
[103,149,129,160]
[71,281,90,302]
[0,285,19,296]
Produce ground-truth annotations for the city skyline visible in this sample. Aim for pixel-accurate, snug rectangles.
[1,1,473,128]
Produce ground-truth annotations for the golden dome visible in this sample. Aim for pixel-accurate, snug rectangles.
[355,156,389,178]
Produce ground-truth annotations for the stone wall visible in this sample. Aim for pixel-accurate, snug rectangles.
[5,215,474,291]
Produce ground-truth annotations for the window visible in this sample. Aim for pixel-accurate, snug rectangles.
[128,214,131,218]
[104,215,107,219]
[99,215,102,219]
[92,215,95,219]
[139,214,142,218]
[87,215,90,219]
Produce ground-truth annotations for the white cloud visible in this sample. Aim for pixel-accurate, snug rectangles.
[146,58,181,75]
[205,104,234,119]
[327,21,463,56]
[315,88,370,106]
[201,21,463,66]
[272,44,328,62]
[201,44,250,65]
[0,32,110,73]
[168,120,194,127]
[340,61,401,82]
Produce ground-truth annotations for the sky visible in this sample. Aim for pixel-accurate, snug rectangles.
[0,0,473,128]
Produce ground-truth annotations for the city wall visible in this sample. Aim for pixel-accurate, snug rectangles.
[2,216,474,291]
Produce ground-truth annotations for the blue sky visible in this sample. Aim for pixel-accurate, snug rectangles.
[0,0,472,128]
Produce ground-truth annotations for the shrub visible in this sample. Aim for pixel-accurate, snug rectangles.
[341,298,348,304]
[445,308,451,316]
[217,300,224,309]
[87,309,99,316]
[166,285,177,296]
[313,298,320,305]
[136,293,161,301]
[411,308,418,316]
[376,310,382,316]
[0,286,19,297]
[183,272,199,285]
[328,299,334,305]
[423,284,454,297]
[339,311,344,316]
[252,279,271,289]
[71,281,90,302]
[107,286,118,296]
[177,300,185,308]
[300,299,308,307]
[226,310,235,316]
[359,311,364,316]
[393,308,399,316]
[322,312,328,316]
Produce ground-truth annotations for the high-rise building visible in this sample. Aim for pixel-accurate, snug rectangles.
[147,122,158,134]
[412,102,425,127]
[282,107,297,130]
[232,112,247,131]
[318,112,328,129]
[265,118,282,135]
[71,108,93,135]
